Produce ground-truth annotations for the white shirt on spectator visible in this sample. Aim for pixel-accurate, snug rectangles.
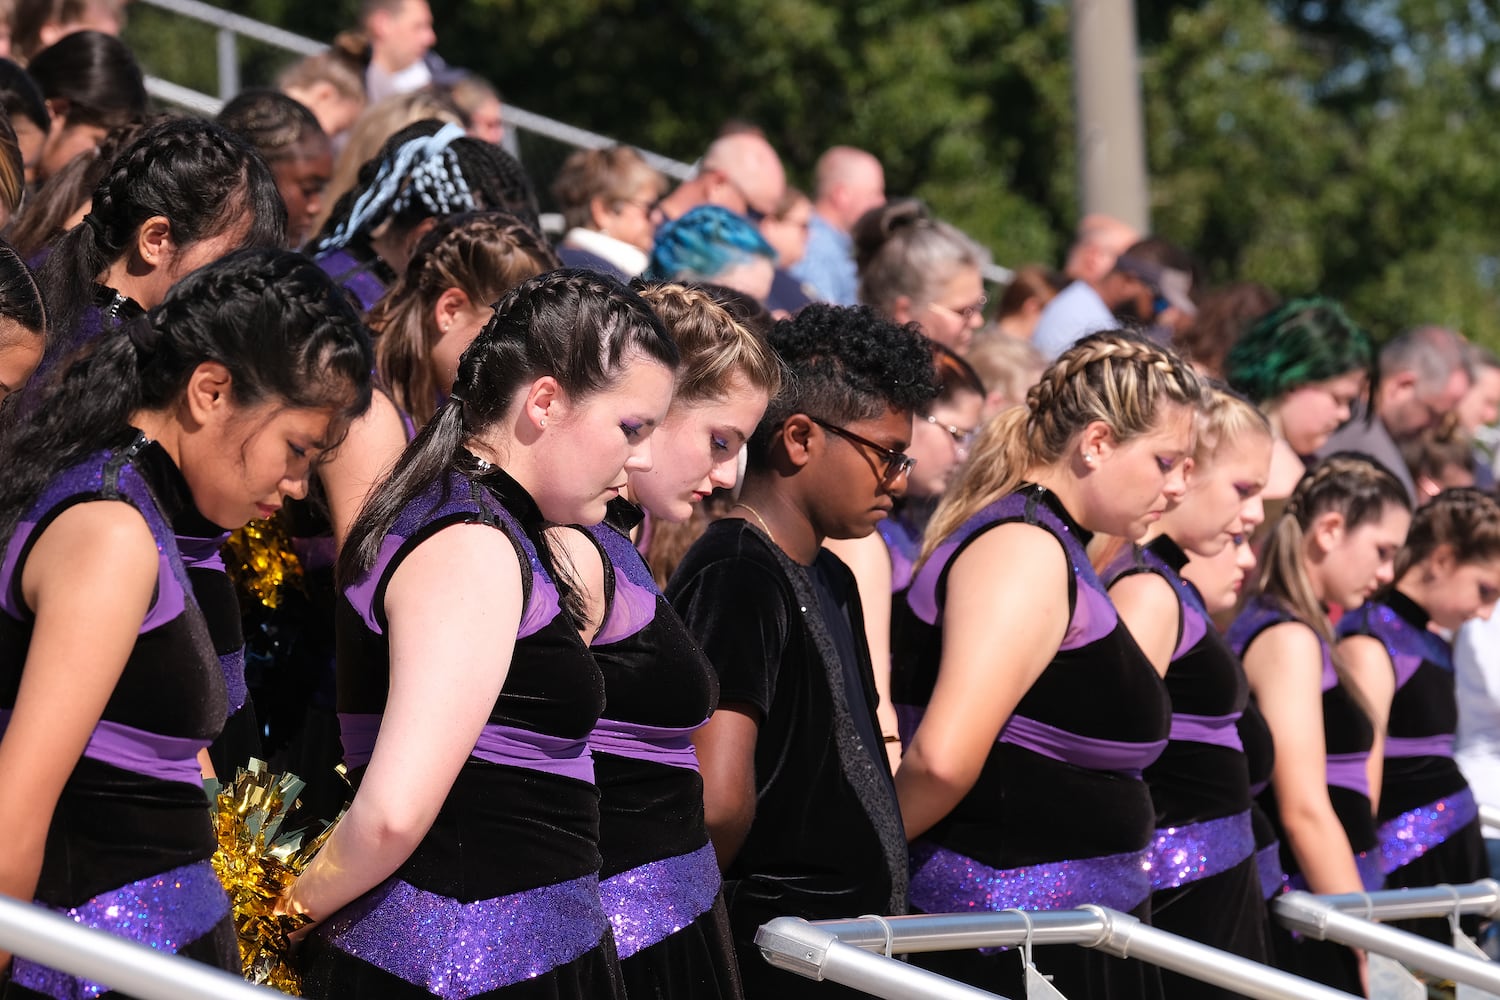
[1032,280,1116,360]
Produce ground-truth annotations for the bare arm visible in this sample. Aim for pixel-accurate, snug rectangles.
[693,703,760,870]
[286,523,523,921]
[1338,633,1394,816]
[1108,570,1181,678]
[824,533,899,769]
[894,524,1070,840]
[546,526,607,645]
[321,392,408,549]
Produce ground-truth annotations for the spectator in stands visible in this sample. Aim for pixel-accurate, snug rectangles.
[1319,325,1472,505]
[759,186,817,315]
[446,72,502,145]
[853,198,990,354]
[647,204,778,304]
[26,30,143,182]
[8,118,145,261]
[789,145,885,305]
[218,90,334,249]
[1400,418,1477,501]
[965,331,1046,419]
[359,0,441,104]
[651,131,786,226]
[278,49,367,142]
[10,0,123,65]
[1173,281,1280,381]
[1458,346,1500,488]
[992,263,1064,341]
[1032,236,1197,360]
[551,145,666,281]
[0,58,47,181]
[1063,212,1140,285]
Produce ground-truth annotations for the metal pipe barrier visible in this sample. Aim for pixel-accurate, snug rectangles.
[758,908,1359,1000]
[1482,803,1500,837]
[1274,885,1500,993]
[0,894,282,1000]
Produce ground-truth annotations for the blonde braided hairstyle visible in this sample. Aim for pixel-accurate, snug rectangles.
[635,282,783,406]
[921,330,1203,561]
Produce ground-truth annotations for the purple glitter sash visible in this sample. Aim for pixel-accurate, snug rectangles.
[219,648,247,715]
[470,723,593,783]
[1376,788,1478,875]
[1288,850,1384,893]
[318,874,608,998]
[598,842,720,958]
[589,717,701,771]
[1170,712,1245,752]
[11,861,229,1000]
[1326,751,1371,797]
[0,710,204,785]
[1148,810,1256,890]
[998,713,1167,776]
[1385,733,1455,759]
[1256,842,1287,900]
[908,841,1152,915]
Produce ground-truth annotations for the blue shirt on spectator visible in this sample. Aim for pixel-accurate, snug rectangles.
[790,214,858,306]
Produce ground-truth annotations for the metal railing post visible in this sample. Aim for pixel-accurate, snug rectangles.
[216,26,238,103]
[758,918,1002,1000]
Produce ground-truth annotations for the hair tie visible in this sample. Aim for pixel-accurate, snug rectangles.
[448,391,464,404]
[81,213,106,240]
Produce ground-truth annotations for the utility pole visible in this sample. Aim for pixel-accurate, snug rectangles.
[1070,0,1150,232]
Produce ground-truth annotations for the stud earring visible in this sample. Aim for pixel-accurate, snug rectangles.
[539,417,547,428]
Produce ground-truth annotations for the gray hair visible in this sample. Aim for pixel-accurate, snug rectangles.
[852,198,989,313]
[1380,325,1471,390]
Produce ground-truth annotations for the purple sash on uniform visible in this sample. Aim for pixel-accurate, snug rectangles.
[219,648,247,715]
[1376,788,1478,875]
[0,710,203,785]
[597,842,720,958]
[1325,751,1370,797]
[908,840,1152,915]
[10,861,228,1000]
[1256,841,1287,900]
[1169,712,1245,752]
[1384,733,1455,759]
[589,718,701,771]
[318,874,607,998]
[1148,810,1256,890]
[470,724,593,783]
[998,713,1167,776]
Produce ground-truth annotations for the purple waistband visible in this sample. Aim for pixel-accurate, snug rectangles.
[909,841,1152,915]
[338,711,380,770]
[1376,788,1478,875]
[0,709,205,786]
[471,723,593,783]
[999,713,1167,776]
[11,861,228,1000]
[598,842,720,958]
[1288,850,1385,894]
[220,648,247,715]
[1169,712,1245,752]
[1384,733,1455,759]
[1256,841,1287,900]
[319,874,607,998]
[589,717,702,772]
[1148,810,1255,890]
[1249,779,1270,798]
[1325,751,1371,798]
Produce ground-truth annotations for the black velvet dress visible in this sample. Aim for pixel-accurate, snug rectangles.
[891,485,1168,1000]
[1104,536,1271,997]
[1238,702,1286,903]
[0,435,236,999]
[302,464,623,1000]
[1228,597,1378,994]
[584,499,742,1000]
[1337,590,1489,941]
[667,518,907,1000]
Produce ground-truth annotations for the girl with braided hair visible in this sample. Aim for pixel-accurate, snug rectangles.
[217,89,334,249]
[1336,489,1499,941]
[32,115,286,376]
[287,269,678,1000]
[1227,454,1411,992]
[311,118,541,311]
[0,249,372,996]
[891,330,1201,1000]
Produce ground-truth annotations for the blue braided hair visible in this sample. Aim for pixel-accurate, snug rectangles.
[646,204,775,283]
[316,122,475,252]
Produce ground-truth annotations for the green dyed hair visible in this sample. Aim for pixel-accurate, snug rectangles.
[1224,296,1376,405]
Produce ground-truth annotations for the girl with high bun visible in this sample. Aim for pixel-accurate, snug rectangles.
[1227,454,1412,992]
[287,269,678,1000]
[1099,386,1273,993]
[892,330,1201,999]
[1337,489,1500,940]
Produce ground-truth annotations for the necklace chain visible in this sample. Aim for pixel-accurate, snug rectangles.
[732,501,777,546]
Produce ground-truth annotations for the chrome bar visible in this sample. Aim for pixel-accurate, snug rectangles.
[1298,881,1500,922]
[216,27,239,102]
[501,105,694,180]
[144,75,223,115]
[758,917,1001,999]
[136,0,324,54]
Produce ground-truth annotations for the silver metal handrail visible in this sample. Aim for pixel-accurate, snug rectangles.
[0,894,281,1000]
[1482,803,1500,836]
[758,908,1358,1000]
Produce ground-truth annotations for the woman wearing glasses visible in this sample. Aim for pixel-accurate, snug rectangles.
[891,331,1201,1000]
[551,146,668,282]
[852,198,990,355]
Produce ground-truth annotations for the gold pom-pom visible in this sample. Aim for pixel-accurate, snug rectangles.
[223,513,303,610]
[210,759,339,994]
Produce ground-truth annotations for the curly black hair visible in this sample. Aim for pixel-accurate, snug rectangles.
[749,303,937,465]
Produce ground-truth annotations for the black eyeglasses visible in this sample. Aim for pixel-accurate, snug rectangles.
[810,416,916,484]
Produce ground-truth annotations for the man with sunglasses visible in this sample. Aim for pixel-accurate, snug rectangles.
[667,304,936,999]
[1033,235,1198,360]
[650,130,786,228]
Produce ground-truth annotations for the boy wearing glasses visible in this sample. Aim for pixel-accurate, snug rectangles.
[667,304,936,999]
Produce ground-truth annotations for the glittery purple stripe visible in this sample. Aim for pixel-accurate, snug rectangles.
[1384,733,1454,759]
[339,711,380,769]
[1169,712,1245,751]
[999,713,1167,775]
[908,841,1152,914]
[1148,810,1255,890]
[589,717,700,771]
[1256,842,1287,900]
[1376,788,1478,875]
[0,710,204,785]
[599,842,720,958]
[318,874,607,998]
[11,861,229,1000]
[1326,751,1370,797]
[219,648,247,715]
[471,723,593,782]
[1287,850,1385,894]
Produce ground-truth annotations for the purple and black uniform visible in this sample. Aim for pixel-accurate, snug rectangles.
[891,484,1168,1000]
[313,245,396,314]
[1103,536,1270,994]
[0,433,235,1000]
[583,498,741,1000]
[304,463,621,1000]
